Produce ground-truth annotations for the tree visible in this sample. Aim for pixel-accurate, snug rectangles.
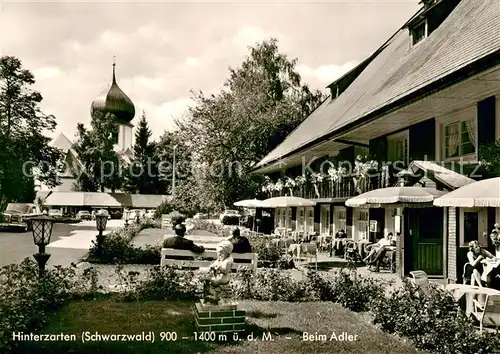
[155,130,192,196]
[0,56,61,208]
[478,139,500,177]
[123,111,159,193]
[73,111,123,192]
[176,38,325,208]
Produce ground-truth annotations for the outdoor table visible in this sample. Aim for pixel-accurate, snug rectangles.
[446,284,500,316]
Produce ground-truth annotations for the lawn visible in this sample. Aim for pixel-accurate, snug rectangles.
[16,299,424,354]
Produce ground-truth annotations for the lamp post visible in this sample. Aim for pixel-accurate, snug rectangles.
[95,210,108,255]
[172,144,177,198]
[31,214,54,278]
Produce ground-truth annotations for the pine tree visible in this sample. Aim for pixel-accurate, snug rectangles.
[124,111,158,193]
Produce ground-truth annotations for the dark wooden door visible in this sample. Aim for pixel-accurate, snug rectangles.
[410,208,444,276]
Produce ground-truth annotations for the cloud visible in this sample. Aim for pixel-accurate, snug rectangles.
[297,60,360,84]
[136,97,194,138]
[33,67,62,80]
[0,1,420,143]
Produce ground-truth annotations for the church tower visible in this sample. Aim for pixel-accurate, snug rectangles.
[90,59,135,155]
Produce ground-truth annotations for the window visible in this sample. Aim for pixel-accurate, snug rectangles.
[463,212,478,245]
[320,205,330,235]
[411,21,427,46]
[394,138,408,164]
[358,210,369,240]
[306,207,314,232]
[335,208,347,235]
[298,207,305,231]
[443,119,476,159]
[459,208,487,247]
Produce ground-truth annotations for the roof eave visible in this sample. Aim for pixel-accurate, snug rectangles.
[254,49,500,172]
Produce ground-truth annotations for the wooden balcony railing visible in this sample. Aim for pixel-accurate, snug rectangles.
[260,171,387,200]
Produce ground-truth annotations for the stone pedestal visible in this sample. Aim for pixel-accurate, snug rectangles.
[194,300,246,333]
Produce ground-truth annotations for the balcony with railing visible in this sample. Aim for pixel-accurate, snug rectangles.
[260,170,387,200]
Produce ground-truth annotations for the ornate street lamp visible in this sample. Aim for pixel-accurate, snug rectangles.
[31,214,54,278]
[95,210,108,254]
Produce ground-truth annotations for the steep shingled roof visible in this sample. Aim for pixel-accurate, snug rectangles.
[257,0,500,168]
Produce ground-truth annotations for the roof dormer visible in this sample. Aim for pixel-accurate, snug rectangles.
[407,0,460,48]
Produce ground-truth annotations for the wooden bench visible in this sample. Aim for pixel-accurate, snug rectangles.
[160,248,258,271]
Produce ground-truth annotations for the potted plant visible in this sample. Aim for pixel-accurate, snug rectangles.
[284,176,296,196]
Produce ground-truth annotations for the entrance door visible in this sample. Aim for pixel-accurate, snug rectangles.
[410,208,444,276]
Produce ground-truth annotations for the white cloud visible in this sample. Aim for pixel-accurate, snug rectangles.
[185,57,200,67]
[99,30,129,48]
[33,67,62,80]
[136,97,194,138]
[297,60,360,83]
[232,26,268,47]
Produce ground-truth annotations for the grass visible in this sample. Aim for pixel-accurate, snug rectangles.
[15,299,424,354]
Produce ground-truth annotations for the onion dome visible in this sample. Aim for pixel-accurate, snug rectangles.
[91,61,135,124]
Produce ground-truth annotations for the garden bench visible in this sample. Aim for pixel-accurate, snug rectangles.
[160,248,258,272]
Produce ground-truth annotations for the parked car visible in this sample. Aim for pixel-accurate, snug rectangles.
[193,213,208,219]
[219,209,241,226]
[0,203,42,232]
[76,210,92,221]
[48,209,63,220]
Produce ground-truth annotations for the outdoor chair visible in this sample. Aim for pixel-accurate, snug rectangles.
[472,294,500,333]
[409,270,444,292]
[409,270,432,293]
[344,240,360,262]
[463,262,473,285]
[369,249,396,273]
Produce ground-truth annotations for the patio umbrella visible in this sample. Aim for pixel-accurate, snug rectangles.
[262,196,316,238]
[433,177,500,207]
[233,199,265,208]
[261,196,316,208]
[233,199,265,231]
[345,187,447,207]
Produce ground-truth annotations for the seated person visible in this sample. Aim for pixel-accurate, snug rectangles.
[363,232,396,263]
[228,228,252,253]
[465,240,497,287]
[162,223,205,255]
[330,229,347,256]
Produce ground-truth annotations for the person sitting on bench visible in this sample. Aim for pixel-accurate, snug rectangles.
[228,228,252,253]
[163,223,205,254]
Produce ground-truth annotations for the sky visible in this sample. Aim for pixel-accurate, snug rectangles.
[0,0,421,143]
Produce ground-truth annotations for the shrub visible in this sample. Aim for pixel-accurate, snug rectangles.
[221,215,239,226]
[132,265,199,301]
[330,266,384,312]
[86,221,161,264]
[303,269,336,301]
[371,279,500,354]
[233,268,310,302]
[0,259,79,352]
